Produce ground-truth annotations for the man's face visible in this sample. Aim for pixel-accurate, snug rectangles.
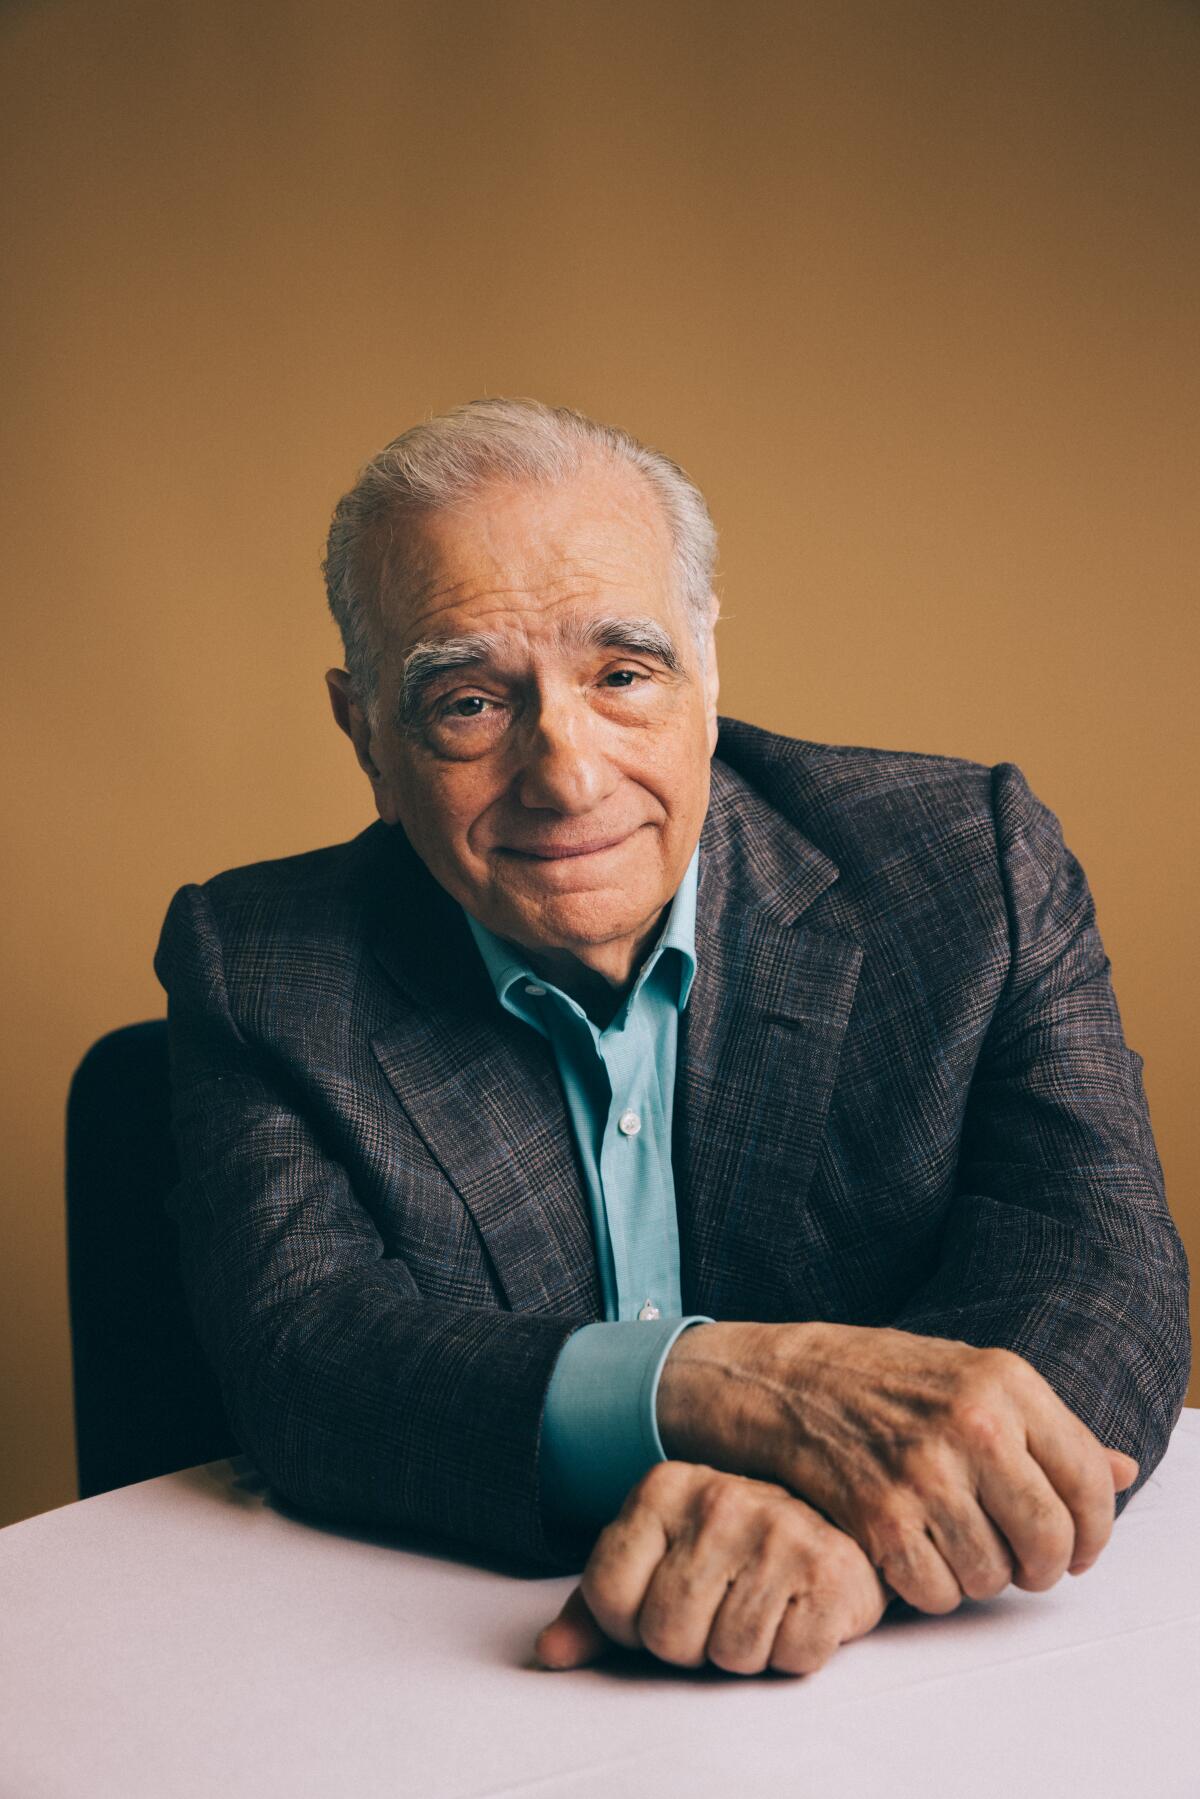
[329,458,718,980]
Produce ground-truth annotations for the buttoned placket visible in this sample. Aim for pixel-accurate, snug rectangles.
[501,939,684,1325]
[529,978,679,1323]
[464,846,699,1331]
[461,849,704,1530]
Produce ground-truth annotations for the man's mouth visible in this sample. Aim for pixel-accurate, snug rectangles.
[499,830,637,861]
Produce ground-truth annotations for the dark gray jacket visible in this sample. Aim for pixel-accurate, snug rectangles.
[154,718,1191,1568]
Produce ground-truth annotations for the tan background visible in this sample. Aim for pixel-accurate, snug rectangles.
[2,0,1196,1530]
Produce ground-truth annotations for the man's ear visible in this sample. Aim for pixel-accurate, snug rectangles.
[325,669,382,783]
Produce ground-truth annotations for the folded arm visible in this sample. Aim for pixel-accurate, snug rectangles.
[657,764,1190,1608]
[156,881,587,1570]
[887,760,1190,1498]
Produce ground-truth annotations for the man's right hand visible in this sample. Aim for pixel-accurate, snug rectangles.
[535,1461,888,1675]
[655,1321,1139,1615]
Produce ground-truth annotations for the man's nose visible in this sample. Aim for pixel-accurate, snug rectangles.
[513,695,617,814]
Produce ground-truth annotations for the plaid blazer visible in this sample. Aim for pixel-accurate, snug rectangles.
[155,717,1191,1569]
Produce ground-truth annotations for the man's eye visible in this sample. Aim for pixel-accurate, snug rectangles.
[601,669,645,688]
[439,695,495,720]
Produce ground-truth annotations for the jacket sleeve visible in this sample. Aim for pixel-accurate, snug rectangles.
[155,881,586,1570]
[888,762,1191,1509]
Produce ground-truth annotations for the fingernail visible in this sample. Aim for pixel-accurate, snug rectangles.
[1068,1559,1095,1576]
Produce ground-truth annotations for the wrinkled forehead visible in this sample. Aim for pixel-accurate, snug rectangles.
[372,463,682,656]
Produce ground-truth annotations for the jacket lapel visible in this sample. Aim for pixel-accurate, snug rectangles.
[676,762,864,1319]
[365,827,601,1319]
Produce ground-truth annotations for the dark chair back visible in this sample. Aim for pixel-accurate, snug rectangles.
[66,1021,238,1497]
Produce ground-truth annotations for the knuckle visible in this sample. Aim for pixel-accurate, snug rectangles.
[970,1348,1037,1408]
[695,1479,750,1537]
[950,1402,1005,1455]
[632,1459,689,1510]
[979,1346,1026,1384]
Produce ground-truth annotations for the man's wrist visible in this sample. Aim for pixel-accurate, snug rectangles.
[657,1318,839,1478]
[655,1319,784,1470]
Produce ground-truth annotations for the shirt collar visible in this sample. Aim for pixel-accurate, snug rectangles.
[463,844,699,1021]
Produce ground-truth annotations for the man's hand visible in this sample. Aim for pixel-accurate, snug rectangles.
[656,1322,1139,1615]
[535,1461,888,1675]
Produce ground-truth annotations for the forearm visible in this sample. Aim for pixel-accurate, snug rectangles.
[157,879,594,1571]
[206,1261,586,1568]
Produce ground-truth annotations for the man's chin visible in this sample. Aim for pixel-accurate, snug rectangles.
[494,885,651,958]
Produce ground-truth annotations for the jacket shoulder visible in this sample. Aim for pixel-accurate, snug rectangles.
[153,821,397,1010]
[712,720,1085,986]
[714,716,1000,856]
[183,822,386,930]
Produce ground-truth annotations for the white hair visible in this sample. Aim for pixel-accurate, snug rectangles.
[322,396,718,720]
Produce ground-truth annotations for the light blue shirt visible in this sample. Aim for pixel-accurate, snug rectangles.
[463,847,712,1529]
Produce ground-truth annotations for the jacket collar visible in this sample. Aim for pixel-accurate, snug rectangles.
[366,748,842,1007]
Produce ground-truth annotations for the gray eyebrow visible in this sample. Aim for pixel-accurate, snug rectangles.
[398,634,504,726]
[573,614,683,672]
[396,613,684,728]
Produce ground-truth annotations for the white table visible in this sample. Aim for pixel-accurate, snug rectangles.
[3,1413,1198,1798]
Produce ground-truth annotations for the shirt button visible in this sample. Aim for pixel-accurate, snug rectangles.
[618,1109,642,1136]
[637,1300,661,1321]
[524,984,547,998]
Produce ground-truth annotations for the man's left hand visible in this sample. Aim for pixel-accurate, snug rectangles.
[534,1460,888,1675]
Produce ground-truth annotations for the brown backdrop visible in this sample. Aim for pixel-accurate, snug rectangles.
[2,0,1196,1529]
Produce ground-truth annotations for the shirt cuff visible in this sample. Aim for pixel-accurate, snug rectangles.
[538,1316,714,1531]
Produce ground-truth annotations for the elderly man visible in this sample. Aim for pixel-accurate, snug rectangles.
[155,397,1190,1679]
